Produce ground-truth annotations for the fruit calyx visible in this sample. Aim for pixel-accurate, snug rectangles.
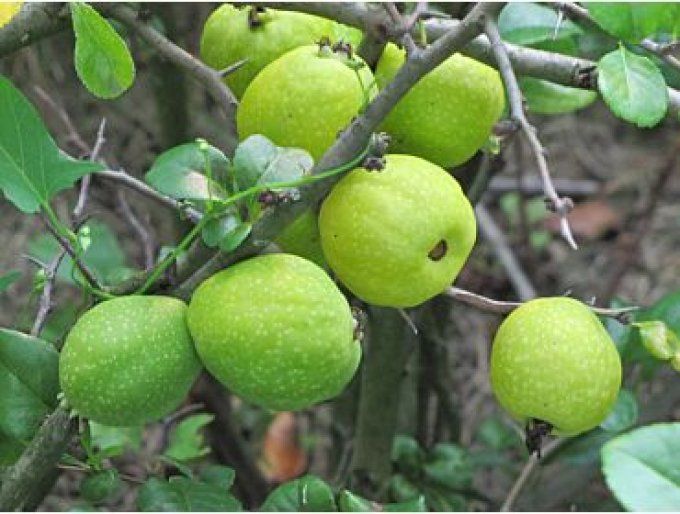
[247,6,266,29]
[428,240,448,261]
[525,418,553,457]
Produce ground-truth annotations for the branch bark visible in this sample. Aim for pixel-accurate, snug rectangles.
[0,3,69,57]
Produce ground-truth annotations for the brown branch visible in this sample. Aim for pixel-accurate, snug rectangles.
[445,286,639,320]
[484,16,577,249]
[98,4,239,154]
[116,189,156,270]
[0,3,69,57]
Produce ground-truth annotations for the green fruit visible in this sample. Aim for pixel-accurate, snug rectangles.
[490,297,622,436]
[319,154,476,308]
[200,5,333,99]
[375,44,505,168]
[59,296,201,427]
[237,44,376,161]
[275,209,327,268]
[187,253,360,411]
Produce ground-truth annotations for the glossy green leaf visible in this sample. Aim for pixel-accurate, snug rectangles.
[598,45,668,127]
[0,270,20,293]
[28,221,135,287]
[639,289,680,334]
[391,435,425,476]
[600,389,638,432]
[520,77,598,114]
[145,142,230,203]
[476,416,523,450]
[260,475,336,512]
[388,474,422,503]
[602,423,680,510]
[71,2,135,99]
[499,2,582,46]
[0,328,59,465]
[587,3,680,42]
[138,476,242,512]
[0,75,102,213]
[232,135,313,192]
[80,469,122,504]
[164,413,214,462]
[337,491,373,512]
[384,496,427,512]
[201,214,251,252]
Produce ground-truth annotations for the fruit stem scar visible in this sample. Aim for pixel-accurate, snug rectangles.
[428,239,448,261]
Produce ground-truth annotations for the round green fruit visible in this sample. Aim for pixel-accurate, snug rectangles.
[375,44,505,168]
[187,253,360,411]
[200,5,334,99]
[237,44,376,161]
[59,296,202,426]
[319,154,476,308]
[490,297,622,436]
[275,209,327,268]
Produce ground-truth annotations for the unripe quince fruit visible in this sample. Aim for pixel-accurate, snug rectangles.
[319,154,476,308]
[237,44,376,161]
[490,297,622,436]
[200,5,334,99]
[59,296,202,426]
[275,209,327,268]
[187,253,360,411]
[375,44,505,168]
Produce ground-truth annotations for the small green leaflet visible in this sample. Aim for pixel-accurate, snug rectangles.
[600,389,638,432]
[137,475,242,511]
[499,3,582,46]
[0,76,102,213]
[598,45,668,127]
[71,3,135,99]
[163,413,214,463]
[519,77,598,115]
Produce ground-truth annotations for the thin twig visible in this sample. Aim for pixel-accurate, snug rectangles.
[100,3,239,154]
[501,439,563,512]
[116,189,156,270]
[484,16,577,249]
[445,286,639,319]
[384,2,419,56]
[475,204,537,301]
[30,252,66,336]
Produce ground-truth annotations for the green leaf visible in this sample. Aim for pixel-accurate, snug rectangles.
[602,423,680,510]
[261,475,337,512]
[199,465,236,491]
[520,77,598,114]
[137,476,242,512]
[639,289,680,334]
[587,3,680,43]
[422,487,467,512]
[388,474,422,503]
[384,497,427,512]
[391,435,425,476]
[475,416,523,450]
[634,320,679,360]
[232,135,313,192]
[499,3,582,46]
[89,422,143,459]
[422,443,473,490]
[80,469,122,504]
[598,45,668,127]
[0,75,103,213]
[145,142,230,203]
[0,270,20,293]
[164,413,214,462]
[28,220,136,287]
[0,328,59,465]
[71,2,135,99]
[337,491,373,512]
[201,214,252,252]
[600,389,639,432]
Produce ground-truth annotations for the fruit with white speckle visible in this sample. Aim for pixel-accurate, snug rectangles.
[187,253,360,411]
[319,154,477,308]
[375,44,505,168]
[200,5,335,99]
[237,44,376,161]
[490,297,622,436]
[59,296,202,426]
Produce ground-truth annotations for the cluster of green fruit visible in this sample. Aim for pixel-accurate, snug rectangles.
[60,5,622,439]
